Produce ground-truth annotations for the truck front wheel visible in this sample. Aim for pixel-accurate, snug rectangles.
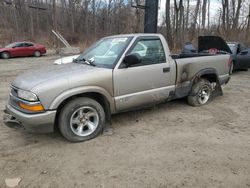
[58,97,105,142]
[187,79,212,107]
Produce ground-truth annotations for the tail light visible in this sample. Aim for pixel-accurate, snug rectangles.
[227,57,232,67]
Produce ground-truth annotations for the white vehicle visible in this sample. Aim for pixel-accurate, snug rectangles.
[54,55,80,65]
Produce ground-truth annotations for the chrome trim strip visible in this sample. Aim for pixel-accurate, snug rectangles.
[115,85,175,100]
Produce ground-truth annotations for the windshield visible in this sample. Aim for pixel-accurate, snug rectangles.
[77,37,131,68]
[5,43,18,48]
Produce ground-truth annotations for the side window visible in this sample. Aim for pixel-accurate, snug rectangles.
[15,43,23,48]
[25,43,34,47]
[129,38,166,66]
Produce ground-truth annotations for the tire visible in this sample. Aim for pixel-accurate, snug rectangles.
[58,97,105,142]
[1,52,10,59]
[187,79,212,107]
[33,50,41,57]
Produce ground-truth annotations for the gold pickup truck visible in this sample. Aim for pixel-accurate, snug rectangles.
[4,33,231,142]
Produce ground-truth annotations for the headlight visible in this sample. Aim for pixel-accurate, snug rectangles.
[17,89,38,102]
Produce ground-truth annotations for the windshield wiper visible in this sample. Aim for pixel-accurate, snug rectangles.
[73,58,96,66]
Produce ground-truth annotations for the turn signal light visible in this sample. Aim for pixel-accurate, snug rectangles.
[19,102,44,112]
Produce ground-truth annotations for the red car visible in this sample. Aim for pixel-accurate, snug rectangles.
[0,42,46,59]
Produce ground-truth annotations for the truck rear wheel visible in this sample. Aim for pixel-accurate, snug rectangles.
[58,97,105,142]
[187,79,212,107]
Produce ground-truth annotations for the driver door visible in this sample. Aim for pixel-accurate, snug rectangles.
[235,43,250,69]
[11,43,27,57]
[113,37,175,112]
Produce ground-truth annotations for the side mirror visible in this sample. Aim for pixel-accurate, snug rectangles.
[240,50,248,55]
[123,54,141,68]
[12,46,16,48]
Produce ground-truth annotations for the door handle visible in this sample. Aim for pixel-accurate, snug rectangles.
[163,67,170,73]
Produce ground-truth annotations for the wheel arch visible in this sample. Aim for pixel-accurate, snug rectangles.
[190,68,223,97]
[1,51,11,57]
[33,50,41,56]
[192,68,219,84]
[53,91,113,131]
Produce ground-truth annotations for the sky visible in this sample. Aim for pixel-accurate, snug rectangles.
[158,0,222,25]
[159,0,221,14]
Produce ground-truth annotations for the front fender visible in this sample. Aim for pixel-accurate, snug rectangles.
[49,86,115,112]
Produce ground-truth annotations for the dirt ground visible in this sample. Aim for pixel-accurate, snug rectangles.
[0,56,250,188]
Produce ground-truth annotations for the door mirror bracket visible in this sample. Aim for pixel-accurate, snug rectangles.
[240,50,248,55]
[122,54,141,68]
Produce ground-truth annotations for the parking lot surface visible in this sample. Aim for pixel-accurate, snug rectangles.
[0,56,250,187]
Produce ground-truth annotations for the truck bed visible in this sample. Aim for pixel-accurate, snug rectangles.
[174,54,230,84]
[171,54,230,99]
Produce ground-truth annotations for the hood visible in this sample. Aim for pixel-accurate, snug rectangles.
[0,47,10,52]
[198,36,232,54]
[12,63,105,91]
[54,55,80,65]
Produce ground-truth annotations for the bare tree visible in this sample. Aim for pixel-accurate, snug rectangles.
[185,0,190,30]
[189,0,201,41]
[173,0,184,47]
[165,0,173,48]
[201,0,207,32]
[232,0,243,31]
[246,4,250,41]
[207,0,210,30]
[0,0,249,49]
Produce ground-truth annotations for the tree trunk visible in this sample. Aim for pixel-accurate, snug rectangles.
[185,0,190,30]
[207,0,210,31]
[232,0,242,31]
[52,0,57,47]
[165,0,173,48]
[189,0,201,41]
[221,0,229,37]
[69,0,75,33]
[246,5,250,42]
[202,0,207,32]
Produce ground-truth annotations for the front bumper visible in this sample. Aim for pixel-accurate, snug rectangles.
[4,104,56,133]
